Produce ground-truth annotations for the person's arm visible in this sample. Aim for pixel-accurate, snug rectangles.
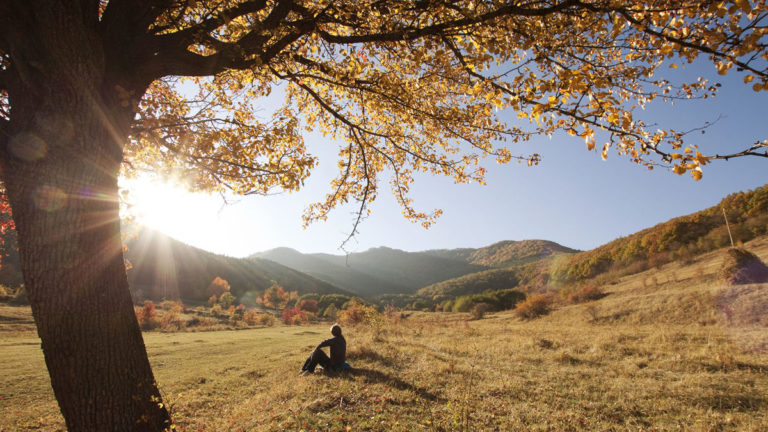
[314,337,334,351]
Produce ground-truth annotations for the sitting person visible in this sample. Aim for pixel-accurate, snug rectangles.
[300,324,348,374]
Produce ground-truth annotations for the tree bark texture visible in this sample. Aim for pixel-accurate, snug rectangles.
[1,2,171,430]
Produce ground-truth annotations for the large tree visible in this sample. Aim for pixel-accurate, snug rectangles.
[0,0,765,429]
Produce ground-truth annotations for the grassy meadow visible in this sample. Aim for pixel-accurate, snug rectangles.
[1,238,768,431]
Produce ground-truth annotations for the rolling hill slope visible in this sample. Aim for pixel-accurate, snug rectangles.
[426,239,579,268]
[414,184,768,301]
[124,229,351,304]
[256,240,577,297]
[254,246,486,297]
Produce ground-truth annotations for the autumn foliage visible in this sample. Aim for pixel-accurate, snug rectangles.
[136,301,158,330]
[338,301,382,327]
[259,284,296,310]
[207,277,231,298]
[3,1,768,429]
[281,306,309,325]
[515,294,554,320]
[298,299,319,313]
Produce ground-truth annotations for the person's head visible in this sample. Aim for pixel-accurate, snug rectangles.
[331,324,342,337]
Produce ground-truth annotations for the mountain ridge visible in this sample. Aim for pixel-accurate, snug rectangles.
[255,239,577,297]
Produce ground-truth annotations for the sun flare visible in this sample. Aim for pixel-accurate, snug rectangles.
[120,176,219,241]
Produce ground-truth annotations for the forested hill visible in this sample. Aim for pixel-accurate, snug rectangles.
[425,240,579,268]
[124,229,351,304]
[546,183,768,284]
[418,183,768,301]
[255,240,577,297]
[253,247,487,297]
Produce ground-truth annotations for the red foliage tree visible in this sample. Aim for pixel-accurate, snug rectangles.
[298,299,319,313]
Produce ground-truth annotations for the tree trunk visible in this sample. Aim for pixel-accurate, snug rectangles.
[2,106,172,432]
[0,3,171,430]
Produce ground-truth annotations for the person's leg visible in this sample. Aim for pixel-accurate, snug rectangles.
[301,354,314,372]
[302,349,330,373]
[311,349,331,372]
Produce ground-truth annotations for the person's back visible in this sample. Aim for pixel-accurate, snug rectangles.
[322,331,346,367]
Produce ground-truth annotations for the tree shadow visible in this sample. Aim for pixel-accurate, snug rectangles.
[329,367,442,402]
[348,346,397,368]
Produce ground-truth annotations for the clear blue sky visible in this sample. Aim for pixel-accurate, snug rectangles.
[129,62,767,258]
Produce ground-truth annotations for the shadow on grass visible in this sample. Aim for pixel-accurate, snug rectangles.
[327,367,442,402]
[348,346,397,368]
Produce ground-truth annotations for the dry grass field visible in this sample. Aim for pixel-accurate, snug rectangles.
[1,238,767,431]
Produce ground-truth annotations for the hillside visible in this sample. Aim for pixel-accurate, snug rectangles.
[426,239,579,268]
[3,238,767,430]
[251,247,408,297]
[552,185,768,282]
[412,184,768,303]
[417,267,521,298]
[124,229,351,304]
[255,246,487,297]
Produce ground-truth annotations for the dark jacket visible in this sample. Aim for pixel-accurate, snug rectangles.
[316,334,346,366]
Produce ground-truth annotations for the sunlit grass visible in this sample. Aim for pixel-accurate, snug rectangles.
[1,238,767,431]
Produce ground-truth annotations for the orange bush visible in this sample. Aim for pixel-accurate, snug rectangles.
[282,306,309,325]
[338,301,382,326]
[514,294,553,320]
[207,276,231,298]
[243,310,275,326]
[136,301,158,330]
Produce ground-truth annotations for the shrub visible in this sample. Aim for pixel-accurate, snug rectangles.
[160,310,184,331]
[210,303,223,317]
[136,301,159,330]
[322,303,338,320]
[259,284,290,309]
[515,294,553,320]
[494,289,526,310]
[281,306,309,325]
[338,301,382,326]
[228,304,246,324]
[207,294,218,307]
[567,285,605,304]
[298,299,319,313]
[207,276,231,298]
[219,292,236,309]
[159,300,186,313]
[243,310,275,326]
[452,296,474,313]
[471,302,493,320]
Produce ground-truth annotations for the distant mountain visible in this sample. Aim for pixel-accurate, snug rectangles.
[254,246,487,297]
[125,229,350,304]
[255,240,577,297]
[251,247,406,297]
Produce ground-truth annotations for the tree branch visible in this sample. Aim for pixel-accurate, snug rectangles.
[317,0,583,44]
